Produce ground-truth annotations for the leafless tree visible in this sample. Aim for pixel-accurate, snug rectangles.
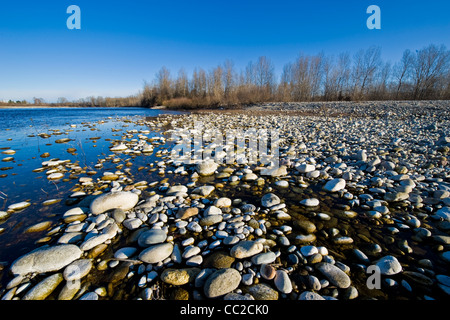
[411,44,450,99]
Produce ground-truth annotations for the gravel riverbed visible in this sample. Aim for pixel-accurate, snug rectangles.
[0,101,449,300]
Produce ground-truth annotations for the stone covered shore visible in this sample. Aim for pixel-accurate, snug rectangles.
[1,100,449,300]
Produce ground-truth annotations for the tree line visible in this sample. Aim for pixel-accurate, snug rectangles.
[141,43,450,109]
[3,43,448,108]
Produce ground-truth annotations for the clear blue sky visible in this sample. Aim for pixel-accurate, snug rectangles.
[1,0,449,102]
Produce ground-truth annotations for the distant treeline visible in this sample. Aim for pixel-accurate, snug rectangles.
[3,43,448,109]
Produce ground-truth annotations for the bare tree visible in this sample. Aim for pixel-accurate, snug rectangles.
[411,44,450,99]
[351,46,382,99]
[156,66,172,103]
[223,59,236,102]
[393,49,414,98]
[174,68,189,98]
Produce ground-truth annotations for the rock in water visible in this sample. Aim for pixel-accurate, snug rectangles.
[90,191,139,215]
[230,241,264,259]
[316,262,351,288]
[10,244,82,275]
[138,243,174,264]
[203,268,241,298]
[196,160,218,176]
[323,178,346,192]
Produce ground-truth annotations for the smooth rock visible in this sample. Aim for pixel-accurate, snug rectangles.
[10,244,82,275]
[114,247,137,259]
[298,291,325,300]
[176,207,199,220]
[261,193,281,208]
[274,270,292,294]
[138,229,167,247]
[300,245,318,257]
[196,160,219,176]
[230,241,264,259]
[8,201,31,211]
[139,243,174,264]
[296,164,315,173]
[63,259,92,281]
[79,234,109,251]
[323,178,346,192]
[204,205,222,216]
[161,268,201,285]
[245,283,279,300]
[316,262,351,288]
[251,251,277,265]
[192,185,215,196]
[204,268,241,298]
[375,255,402,275]
[300,198,319,207]
[90,191,139,215]
[22,273,63,300]
[214,197,232,208]
[203,251,235,269]
[260,264,277,280]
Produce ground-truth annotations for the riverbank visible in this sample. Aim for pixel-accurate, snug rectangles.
[0,101,449,300]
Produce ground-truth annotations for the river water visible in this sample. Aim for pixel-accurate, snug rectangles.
[0,107,183,265]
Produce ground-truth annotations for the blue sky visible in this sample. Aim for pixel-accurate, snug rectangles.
[0,0,449,102]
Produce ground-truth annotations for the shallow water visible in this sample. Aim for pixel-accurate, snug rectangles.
[0,107,183,264]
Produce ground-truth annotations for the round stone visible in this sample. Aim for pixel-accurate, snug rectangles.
[300,198,319,207]
[138,243,174,264]
[261,193,281,208]
[323,178,346,192]
[204,268,241,298]
[10,244,82,275]
[230,241,264,259]
[316,262,351,288]
[138,229,167,247]
[160,268,201,285]
[375,255,402,275]
[89,191,139,215]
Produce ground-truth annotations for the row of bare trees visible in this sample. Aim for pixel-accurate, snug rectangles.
[9,43,446,108]
[140,43,450,109]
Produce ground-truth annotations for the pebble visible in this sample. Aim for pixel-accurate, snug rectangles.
[138,229,167,246]
[260,264,276,280]
[196,160,218,176]
[22,273,64,300]
[160,268,201,285]
[375,255,402,275]
[316,262,351,288]
[7,201,31,211]
[63,259,92,281]
[251,251,276,265]
[273,270,292,294]
[10,244,82,275]
[323,178,346,192]
[138,243,174,264]
[300,245,318,257]
[261,193,281,208]
[298,291,325,300]
[90,191,139,215]
[230,241,264,259]
[203,268,241,298]
[246,283,279,300]
[299,198,320,207]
